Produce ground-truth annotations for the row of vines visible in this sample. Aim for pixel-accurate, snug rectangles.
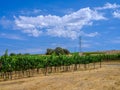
[0,53,120,81]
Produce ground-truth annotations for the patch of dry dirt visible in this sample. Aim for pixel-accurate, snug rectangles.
[0,62,120,90]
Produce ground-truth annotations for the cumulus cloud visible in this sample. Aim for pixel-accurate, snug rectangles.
[95,3,120,10]
[14,7,106,39]
[113,10,120,18]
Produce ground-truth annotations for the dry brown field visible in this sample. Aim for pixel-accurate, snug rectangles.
[0,61,120,90]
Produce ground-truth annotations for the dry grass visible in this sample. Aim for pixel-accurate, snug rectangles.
[0,61,120,90]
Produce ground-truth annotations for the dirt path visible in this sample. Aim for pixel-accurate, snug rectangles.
[0,62,120,90]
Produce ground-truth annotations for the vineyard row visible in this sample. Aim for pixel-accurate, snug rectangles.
[0,53,120,81]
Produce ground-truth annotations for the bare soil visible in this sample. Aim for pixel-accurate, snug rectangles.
[0,61,120,90]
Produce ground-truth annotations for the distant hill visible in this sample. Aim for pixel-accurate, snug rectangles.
[82,50,120,55]
[103,50,120,54]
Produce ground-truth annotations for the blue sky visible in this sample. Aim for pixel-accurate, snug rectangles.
[0,0,120,55]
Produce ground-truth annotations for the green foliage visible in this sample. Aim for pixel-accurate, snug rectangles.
[46,47,70,55]
[63,49,70,55]
[54,47,65,55]
[10,53,16,56]
[46,48,54,55]
[4,49,8,57]
[0,53,120,73]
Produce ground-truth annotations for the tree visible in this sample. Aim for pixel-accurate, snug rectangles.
[10,53,16,56]
[4,49,8,57]
[45,47,70,55]
[24,53,30,55]
[17,53,22,56]
[46,49,54,55]
[54,47,64,55]
[63,49,70,55]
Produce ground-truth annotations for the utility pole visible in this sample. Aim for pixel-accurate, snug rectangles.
[79,36,82,55]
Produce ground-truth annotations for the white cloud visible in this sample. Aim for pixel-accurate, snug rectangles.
[0,33,25,40]
[22,29,42,37]
[62,8,74,14]
[83,32,99,37]
[19,9,42,15]
[113,10,120,18]
[95,3,120,10]
[0,16,14,29]
[14,7,106,39]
